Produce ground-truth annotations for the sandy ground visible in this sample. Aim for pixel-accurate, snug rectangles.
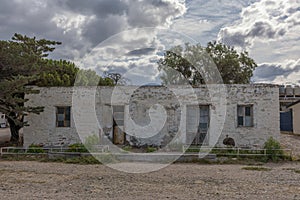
[280,133,300,159]
[0,161,299,200]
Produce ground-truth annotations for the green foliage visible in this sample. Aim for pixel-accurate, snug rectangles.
[263,137,284,162]
[146,146,157,153]
[122,145,132,152]
[158,42,257,85]
[36,60,78,87]
[64,156,100,164]
[67,143,88,153]
[0,33,61,142]
[37,61,115,87]
[84,134,100,151]
[0,33,115,143]
[27,144,45,153]
[75,69,114,86]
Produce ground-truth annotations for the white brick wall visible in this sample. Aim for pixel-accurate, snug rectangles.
[23,85,279,148]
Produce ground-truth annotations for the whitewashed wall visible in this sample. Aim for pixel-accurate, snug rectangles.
[23,85,279,148]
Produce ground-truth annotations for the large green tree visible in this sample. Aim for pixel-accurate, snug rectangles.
[0,33,61,143]
[0,34,114,144]
[158,42,257,85]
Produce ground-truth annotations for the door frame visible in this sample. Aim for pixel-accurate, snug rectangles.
[112,105,126,145]
[186,104,210,146]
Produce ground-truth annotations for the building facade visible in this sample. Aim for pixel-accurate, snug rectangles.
[23,84,280,149]
[288,100,300,135]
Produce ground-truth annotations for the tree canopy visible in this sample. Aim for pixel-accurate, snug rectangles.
[0,33,114,143]
[0,33,62,143]
[158,42,257,85]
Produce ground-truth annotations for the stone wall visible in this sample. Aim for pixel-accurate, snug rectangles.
[23,84,279,148]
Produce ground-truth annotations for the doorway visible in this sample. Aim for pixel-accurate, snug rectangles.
[186,105,210,146]
[112,105,125,145]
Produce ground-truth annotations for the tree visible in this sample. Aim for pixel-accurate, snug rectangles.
[36,60,115,87]
[75,69,114,86]
[0,33,61,143]
[104,72,129,85]
[158,42,257,85]
[0,34,116,144]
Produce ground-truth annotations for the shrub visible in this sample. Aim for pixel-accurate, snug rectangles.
[84,134,100,151]
[146,147,156,153]
[122,146,132,152]
[27,144,45,153]
[67,143,88,153]
[263,137,284,162]
[64,156,100,164]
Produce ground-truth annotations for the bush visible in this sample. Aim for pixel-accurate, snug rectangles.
[27,144,45,153]
[122,146,132,152]
[64,156,100,164]
[84,134,100,151]
[146,147,156,153]
[263,137,284,162]
[67,143,88,153]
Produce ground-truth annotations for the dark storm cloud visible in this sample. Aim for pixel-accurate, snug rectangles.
[0,0,186,60]
[126,48,156,56]
[253,61,300,83]
[247,21,285,38]
[62,0,128,17]
[254,64,290,81]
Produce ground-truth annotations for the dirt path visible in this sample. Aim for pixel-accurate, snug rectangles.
[0,161,299,199]
[280,132,300,159]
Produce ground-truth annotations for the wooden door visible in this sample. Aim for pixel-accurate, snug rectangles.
[113,106,125,145]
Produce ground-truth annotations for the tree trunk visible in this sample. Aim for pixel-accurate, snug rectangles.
[7,118,20,144]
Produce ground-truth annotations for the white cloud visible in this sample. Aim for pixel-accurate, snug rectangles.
[218,0,300,84]
[218,0,300,48]
[253,59,300,84]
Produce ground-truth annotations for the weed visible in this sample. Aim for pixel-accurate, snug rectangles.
[242,166,271,171]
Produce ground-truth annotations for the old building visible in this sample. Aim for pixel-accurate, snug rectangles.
[287,100,300,135]
[23,84,279,149]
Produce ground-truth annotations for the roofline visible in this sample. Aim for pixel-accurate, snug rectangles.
[287,99,300,108]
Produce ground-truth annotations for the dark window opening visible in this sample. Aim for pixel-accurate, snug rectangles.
[237,105,253,127]
[56,106,71,127]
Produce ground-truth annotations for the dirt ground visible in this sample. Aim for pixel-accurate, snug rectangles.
[0,161,299,200]
[280,132,300,159]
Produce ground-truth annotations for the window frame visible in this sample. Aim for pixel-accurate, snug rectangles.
[56,106,71,127]
[237,104,254,127]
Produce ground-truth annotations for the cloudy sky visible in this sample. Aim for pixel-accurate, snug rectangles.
[0,0,299,85]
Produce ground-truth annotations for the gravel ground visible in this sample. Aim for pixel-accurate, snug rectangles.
[280,133,300,159]
[0,161,299,200]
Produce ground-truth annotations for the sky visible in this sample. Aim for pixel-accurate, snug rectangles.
[0,0,299,85]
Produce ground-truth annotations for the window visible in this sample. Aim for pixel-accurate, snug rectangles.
[113,105,124,126]
[56,106,71,127]
[237,105,253,127]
